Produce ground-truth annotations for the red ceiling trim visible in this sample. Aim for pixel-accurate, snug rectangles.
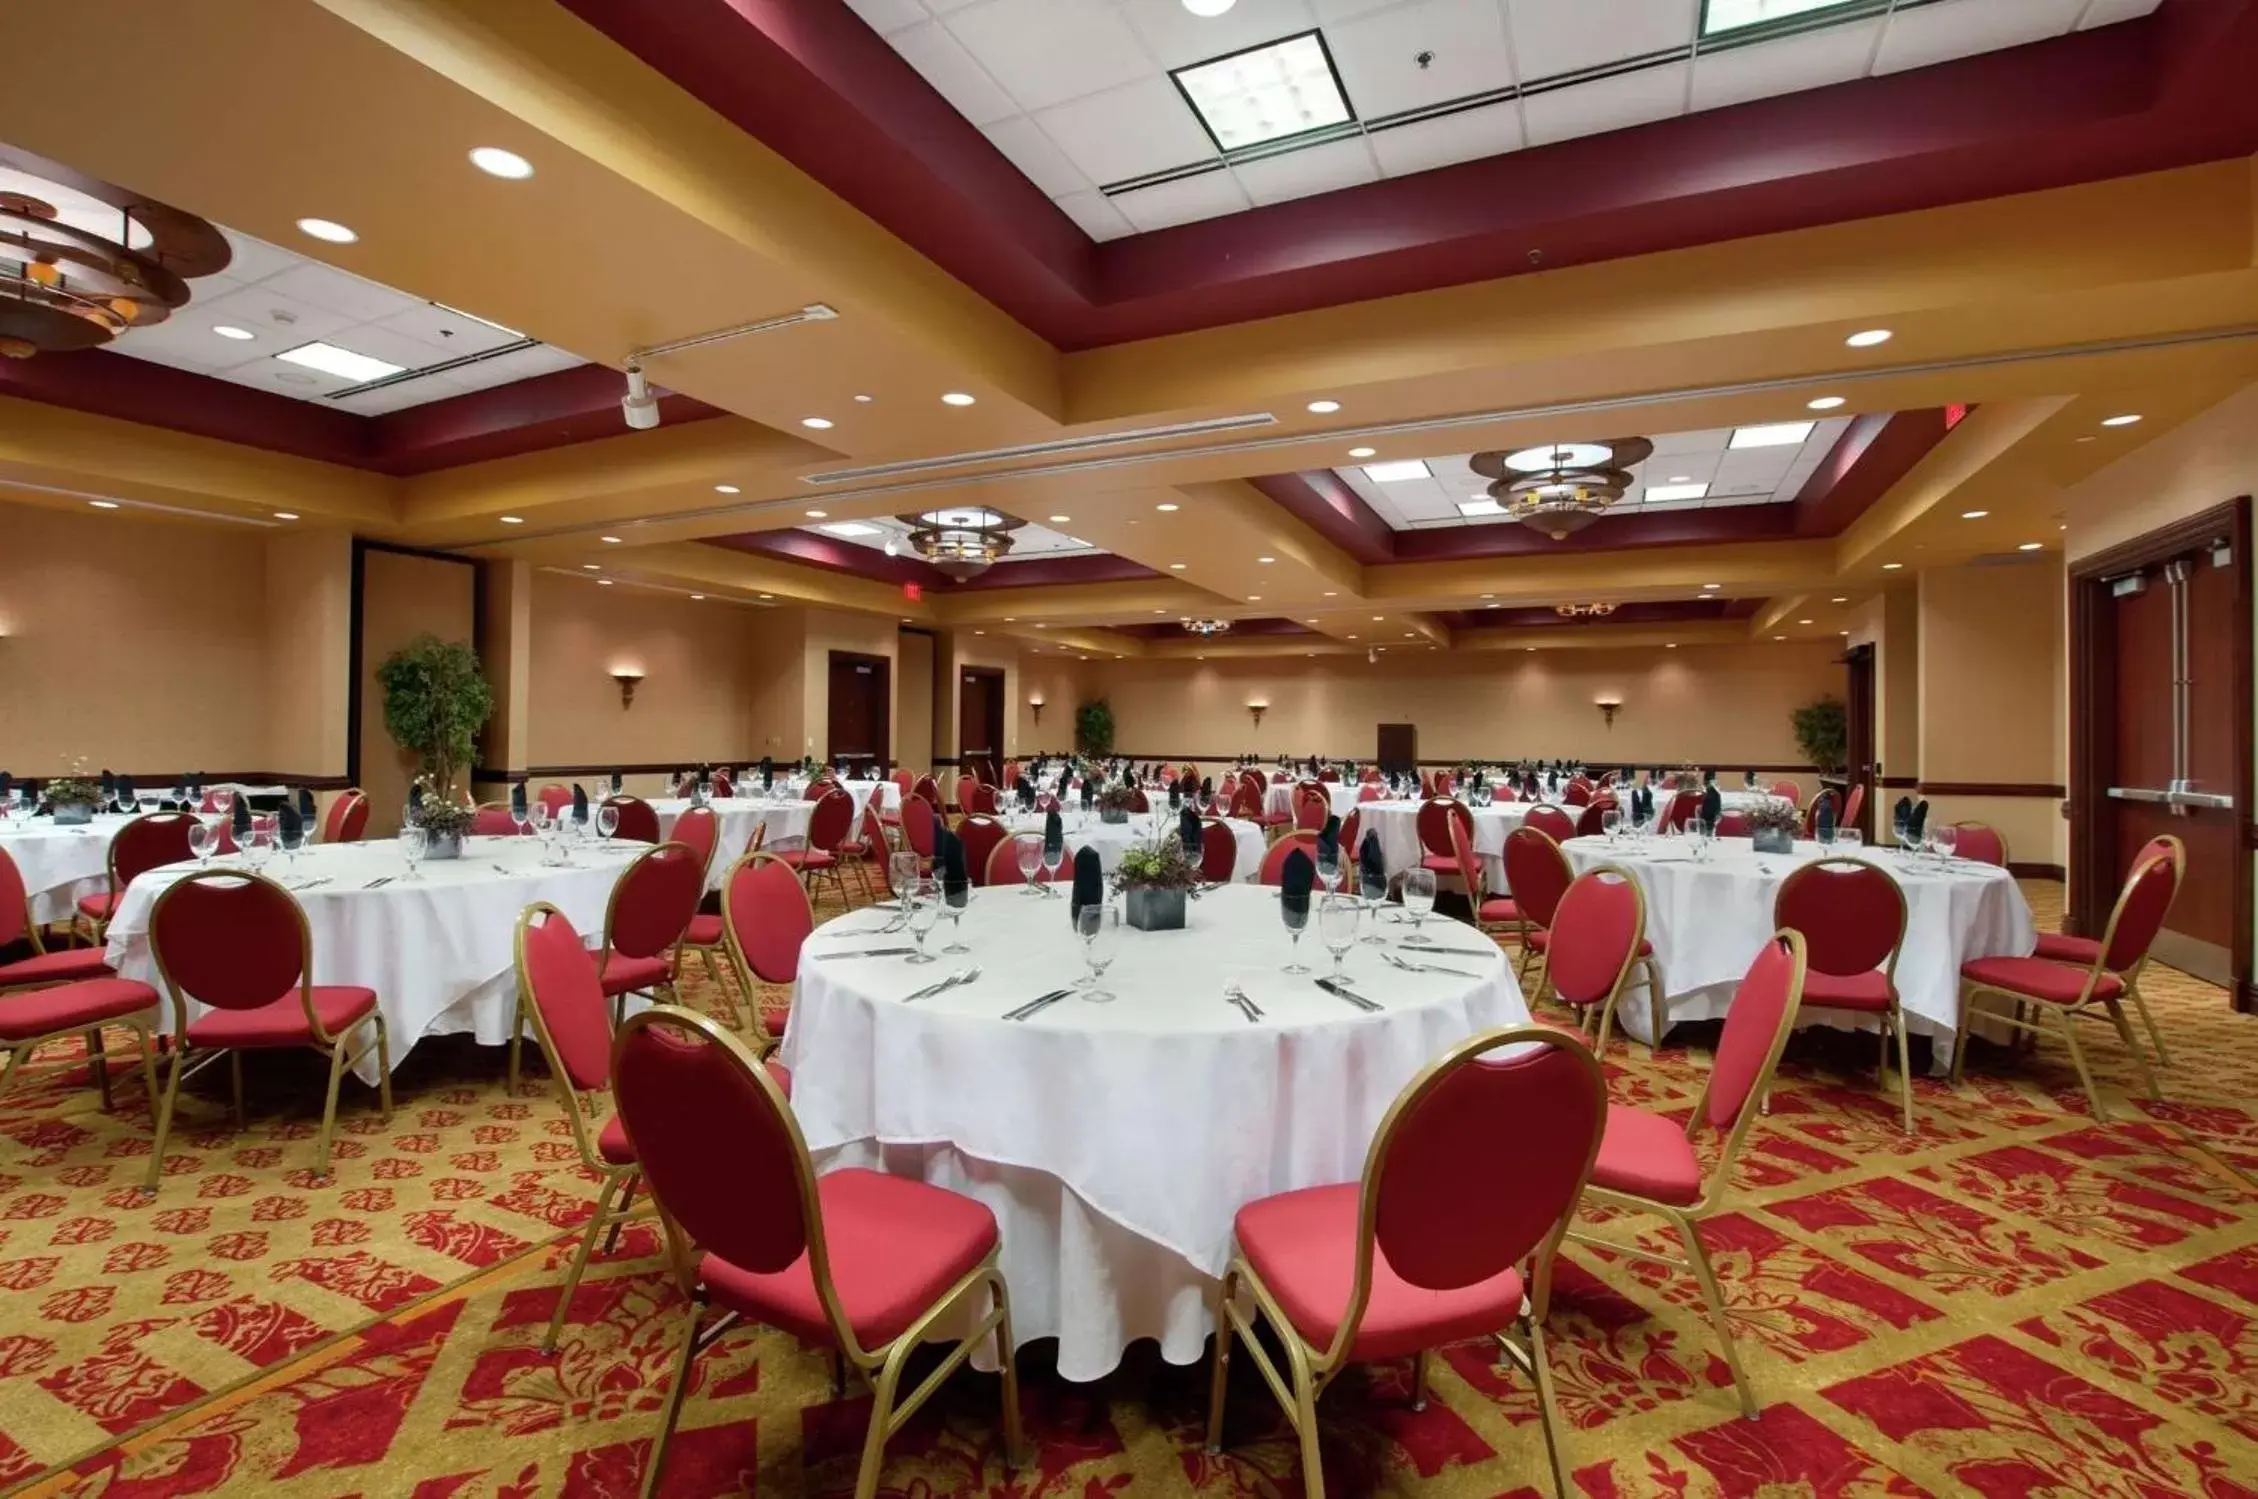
[1250,471,1397,564]
[701,530,1159,591]
[1793,408,1953,537]
[1430,598,1759,632]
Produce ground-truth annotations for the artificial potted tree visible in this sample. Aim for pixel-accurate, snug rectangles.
[1791,695,1850,807]
[1075,698,1116,758]
[377,634,493,854]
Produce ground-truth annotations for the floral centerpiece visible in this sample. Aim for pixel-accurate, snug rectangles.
[1745,798,1800,855]
[1096,784,1138,825]
[1113,834,1198,931]
[408,781,474,860]
[45,767,101,825]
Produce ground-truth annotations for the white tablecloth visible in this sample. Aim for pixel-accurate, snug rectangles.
[651,799,798,890]
[999,810,1267,883]
[1,812,134,924]
[1357,799,1541,887]
[1561,835,2035,1062]
[1261,782,1365,823]
[781,882,1530,1380]
[102,835,643,1081]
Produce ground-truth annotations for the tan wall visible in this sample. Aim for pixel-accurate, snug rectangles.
[358,548,477,834]
[1916,558,2067,865]
[1018,653,1088,758]
[896,629,934,775]
[802,606,898,762]
[262,526,353,777]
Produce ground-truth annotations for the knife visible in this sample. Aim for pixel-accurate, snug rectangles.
[1005,988,1073,1021]
[1402,945,1494,959]
[362,875,393,889]
[811,947,917,959]
[1314,977,1383,1013]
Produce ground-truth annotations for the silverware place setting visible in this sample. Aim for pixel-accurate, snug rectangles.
[1398,943,1493,959]
[1381,951,1480,979]
[811,946,917,960]
[902,966,979,1003]
[1313,976,1382,1013]
[1004,988,1074,1021]
[1224,981,1262,1022]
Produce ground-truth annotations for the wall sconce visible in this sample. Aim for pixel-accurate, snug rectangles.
[611,669,645,708]
[1247,700,1268,730]
[1595,696,1622,730]
[1028,695,1045,726]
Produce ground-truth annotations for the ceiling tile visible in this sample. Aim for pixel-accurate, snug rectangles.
[941,0,1155,114]
[1368,100,1525,177]
[366,301,528,357]
[1313,0,1413,21]
[1873,0,2083,75]
[1688,19,1882,113]
[214,228,302,284]
[1505,0,1695,82]
[1111,168,1252,231]
[1052,188,1139,240]
[983,116,1094,195]
[885,19,1021,126]
[1117,0,1320,69]
[256,262,423,324]
[1521,60,1688,145]
[108,317,261,373]
[1647,427,1733,455]
[1032,75,1215,184]
[1231,135,1379,205]
[1329,0,1516,119]
[446,343,585,392]
[845,0,931,35]
[184,282,357,348]
[2075,0,2161,27]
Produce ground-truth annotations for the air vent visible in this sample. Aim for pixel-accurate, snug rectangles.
[802,412,1276,486]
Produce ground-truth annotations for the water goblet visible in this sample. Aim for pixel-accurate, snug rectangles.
[187,820,214,866]
[512,800,531,839]
[1077,902,1120,1001]
[1042,839,1067,891]
[1017,837,1043,895]
[888,852,920,907]
[399,824,428,881]
[1358,863,1390,944]
[1837,827,1864,854]
[1319,895,1361,982]
[942,879,971,954]
[596,803,620,843]
[906,878,943,964]
[1601,809,1621,843]
[1400,868,1437,946]
[1932,824,1959,866]
[1280,893,1313,975]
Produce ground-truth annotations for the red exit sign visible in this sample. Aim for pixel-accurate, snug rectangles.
[1944,403,1970,430]
[902,582,922,603]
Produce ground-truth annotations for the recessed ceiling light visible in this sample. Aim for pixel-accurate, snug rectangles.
[1156,503,1179,512]
[597,578,614,586]
[582,563,600,571]
[213,325,254,341]
[1347,634,1358,640]
[690,593,704,600]
[1169,562,1186,569]
[819,522,883,538]
[1257,555,1275,563]
[275,341,404,382]
[1645,483,1709,502]
[853,393,874,404]
[1828,596,1847,603]
[2101,413,2143,427]
[1348,447,1376,459]
[1702,582,1722,590]
[1807,395,1846,410]
[1774,634,1786,640]
[1048,514,1071,523]
[1004,616,1017,622]
[1485,602,1499,608]
[1323,590,1337,597]
[974,629,985,635]
[805,509,827,518]
[1840,630,1851,636]
[1174,32,1353,153]
[602,535,622,543]
[941,392,976,407]
[2018,541,2044,552]
[88,499,119,510]
[1402,632,1415,639]
[1248,595,1262,601]
[1729,421,1815,449]
[1665,642,1678,649]
[1364,460,1432,483]
[1845,329,1893,348]
[801,417,834,430]
[714,484,740,495]
[1035,623,1047,629]
[468,146,534,179]
[1961,509,1988,520]
[1306,399,1341,414]
[273,511,299,521]
[1182,0,1236,15]
[758,593,773,600]
[1526,647,1537,653]
[295,217,358,244]
[1798,618,1813,625]
[1306,617,1318,623]
[1882,562,1903,571]
[500,515,523,524]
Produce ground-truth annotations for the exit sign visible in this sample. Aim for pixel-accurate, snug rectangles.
[903,582,922,602]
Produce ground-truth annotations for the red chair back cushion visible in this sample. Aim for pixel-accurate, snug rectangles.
[957,816,1007,886]
[1374,1038,1601,1290]
[1259,834,1320,886]
[609,844,705,959]
[0,848,31,948]
[606,796,662,844]
[902,794,938,858]
[613,1018,807,1273]
[806,790,855,852]
[1708,936,1802,1131]
[671,805,720,874]
[114,812,197,889]
[2105,855,2180,973]
[1293,787,1329,832]
[537,785,574,817]
[727,856,812,984]
[1716,811,1749,838]
[1502,828,1572,929]
[323,793,370,843]
[1774,860,1901,978]
[1547,870,1641,1004]
[1950,823,2006,867]
[151,875,304,1011]
[471,806,522,837]
[520,909,611,1091]
[1230,781,1264,819]
[1840,784,1865,828]
[1198,819,1237,882]
[912,775,942,809]
[1523,805,1576,844]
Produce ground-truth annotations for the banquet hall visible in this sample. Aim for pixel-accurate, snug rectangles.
[2,0,2257,1494]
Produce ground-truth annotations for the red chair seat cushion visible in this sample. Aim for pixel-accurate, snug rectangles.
[1798,968,1894,1013]
[1589,1103,1703,1207]
[1476,898,1521,925]
[682,914,724,947]
[1419,854,1458,876]
[1233,1182,1527,1362]
[75,892,119,922]
[0,978,158,1041]
[1961,955,2122,1005]
[185,986,377,1049]
[700,1167,996,1347]
[0,946,118,990]
[1528,931,1651,957]
[2033,932,2102,966]
[775,849,836,871]
[599,953,674,998]
[837,839,870,857]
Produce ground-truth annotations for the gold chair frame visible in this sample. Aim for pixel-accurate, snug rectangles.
[2,854,151,1112]
[1531,862,1655,1060]
[618,1006,1025,1499]
[1206,1025,1606,1499]
[1775,857,1913,1133]
[72,810,196,948]
[717,849,813,1055]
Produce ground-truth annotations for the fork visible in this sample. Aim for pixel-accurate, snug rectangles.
[1381,951,1481,979]
[1224,981,1262,1022]
[904,965,979,1003]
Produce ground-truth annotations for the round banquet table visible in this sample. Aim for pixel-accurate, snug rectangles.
[651,798,793,890]
[1262,781,1365,823]
[1,811,135,925]
[1357,799,1539,885]
[1560,834,2035,1068]
[102,834,645,1081]
[779,881,1531,1380]
[997,809,1267,883]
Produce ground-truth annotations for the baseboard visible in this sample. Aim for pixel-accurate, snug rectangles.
[2240,981,2258,1015]
[2007,861,2066,880]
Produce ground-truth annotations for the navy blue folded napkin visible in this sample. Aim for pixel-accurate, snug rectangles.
[939,828,969,902]
[407,781,426,816]
[1316,814,1340,868]
[1044,808,1064,860]
[276,801,304,848]
[1817,796,1836,840]
[1080,778,1095,809]
[1892,795,1913,834]
[1358,830,1387,894]
[511,782,528,820]
[1909,799,1930,839]
[116,775,136,810]
[1280,847,1314,918]
[231,795,253,837]
[298,787,317,827]
[760,756,774,791]
[1180,807,1204,856]
[0,773,10,804]
[1700,785,1722,826]
[100,770,115,803]
[1200,775,1214,801]
[1745,770,1759,789]
[572,783,590,825]
[1070,846,1104,923]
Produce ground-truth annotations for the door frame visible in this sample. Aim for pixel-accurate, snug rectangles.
[825,650,891,770]
[1843,641,1876,841]
[2067,493,2252,1010]
[957,665,1005,785]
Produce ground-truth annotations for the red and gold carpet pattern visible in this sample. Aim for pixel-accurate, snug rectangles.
[2,881,2255,1497]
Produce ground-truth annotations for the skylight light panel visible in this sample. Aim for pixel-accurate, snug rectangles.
[274,341,406,383]
[1728,421,1815,449]
[1456,498,1506,517]
[1701,0,1861,37]
[1172,32,1353,154]
[1644,483,1711,502]
[1363,459,1433,483]
[818,522,884,538]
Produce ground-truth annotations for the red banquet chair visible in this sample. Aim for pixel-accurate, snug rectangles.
[1232,778,1268,823]
[1,847,161,1115]
[900,792,939,873]
[1292,784,1330,834]
[1799,790,1840,839]
[1768,780,1802,804]
[1522,803,1576,845]
[835,800,891,904]
[1541,865,1654,1058]
[1206,1025,1605,1499]
[602,795,662,844]
[322,788,371,843]
[612,1005,1024,1499]
[1196,816,1239,883]
[1949,821,2008,867]
[777,788,857,907]
[1563,779,1592,808]
[965,782,1000,817]
[1570,931,1809,1418]
[664,805,726,989]
[1658,793,1697,835]
[1955,842,2179,1119]
[1259,833,1322,886]
[803,774,837,802]
[1775,858,1913,1131]
[1715,811,1750,838]
[723,851,814,1054]
[2030,835,2180,1066]
[1839,782,1866,832]
[1448,815,1523,943]
[471,803,528,836]
[1501,826,1574,989]
[145,869,392,1192]
[957,814,1008,887]
[73,810,196,947]
[1357,782,1385,803]
[537,784,574,820]
[1414,796,1473,881]
[988,833,1074,888]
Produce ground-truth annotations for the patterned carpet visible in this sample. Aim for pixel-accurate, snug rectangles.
[3,880,2256,1498]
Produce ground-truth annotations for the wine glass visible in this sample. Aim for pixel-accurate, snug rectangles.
[1319,895,1361,982]
[596,803,620,844]
[1017,836,1043,896]
[1042,837,1067,892]
[1892,808,1913,850]
[1315,842,1341,894]
[1601,809,1621,843]
[1837,827,1864,854]
[1076,902,1120,1001]
[1932,824,1959,866]
[244,823,275,874]
[941,878,971,954]
[530,803,552,837]
[1280,891,1313,975]
[1357,858,1390,944]
[906,878,942,964]
[399,824,428,881]
[1400,868,1437,946]
[187,821,213,866]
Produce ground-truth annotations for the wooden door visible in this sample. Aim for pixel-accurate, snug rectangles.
[826,652,890,770]
[958,667,1003,786]
[2071,497,2250,1001]
[1844,643,1876,840]
[1376,723,1417,776]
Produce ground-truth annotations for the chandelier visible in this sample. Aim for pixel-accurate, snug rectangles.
[1469,438,1655,540]
[1181,618,1232,637]
[0,149,230,359]
[898,507,1025,581]
[1553,603,1618,618]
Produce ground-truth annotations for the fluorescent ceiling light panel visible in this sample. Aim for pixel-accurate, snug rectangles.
[274,341,406,383]
[433,301,523,337]
[1456,499,1505,517]
[1644,482,1711,502]
[1172,32,1353,154]
[1363,459,1433,483]
[1728,420,1815,449]
[1700,0,1853,36]
[818,522,884,538]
